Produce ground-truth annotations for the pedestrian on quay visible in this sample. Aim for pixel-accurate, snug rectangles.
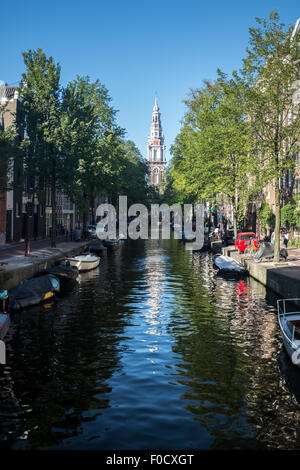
[284,231,289,249]
[271,231,275,245]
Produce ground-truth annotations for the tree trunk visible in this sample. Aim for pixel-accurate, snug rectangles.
[82,193,88,239]
[233,211,238,240]
[91,198,95,225]
[274,176,281,262]
[51,160,56,248]
[233,190,239,239]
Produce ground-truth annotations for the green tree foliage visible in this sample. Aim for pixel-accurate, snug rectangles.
[61,76,123,223]
[243,10,300,260]
[259,202,275,231]
[19,48,62,246]
[169,73,253,237]
[117,140,149,206]
[19,50,148,239]
[281,201,300,230]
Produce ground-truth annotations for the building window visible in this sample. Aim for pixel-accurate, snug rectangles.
[295,179,300,195]
[153,167,159,185]
[153,149,157,161]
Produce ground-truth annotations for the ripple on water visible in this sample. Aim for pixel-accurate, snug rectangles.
[1,239,300,450]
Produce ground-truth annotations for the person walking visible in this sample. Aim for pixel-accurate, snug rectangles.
[284,232,289,249]
[271,231,275,245]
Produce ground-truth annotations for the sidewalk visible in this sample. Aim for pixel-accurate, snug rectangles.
[0,235,68,259]
[0,237,93,290]
[284,246,300,265]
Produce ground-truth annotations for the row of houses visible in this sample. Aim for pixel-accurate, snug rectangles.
[0,83,80,245]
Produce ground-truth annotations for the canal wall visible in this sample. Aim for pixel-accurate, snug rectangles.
[0,241,94,290]
[219,244,300,300]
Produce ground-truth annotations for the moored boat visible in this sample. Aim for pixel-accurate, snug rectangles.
[65,254,100,272]
[213,254,247,274]
[278,298,300,367]
[0,290,10,340]
[8,274,60,311]
[44,261,79,281]
[102,238,120,250]
[89,243,107,255]
[182,230,195,242]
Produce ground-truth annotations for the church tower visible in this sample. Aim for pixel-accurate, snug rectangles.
[147,97,166,188]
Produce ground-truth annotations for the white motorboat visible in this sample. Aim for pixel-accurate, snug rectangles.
[278,298,300,367]
[213,254,247,273]
[65,254,100,272]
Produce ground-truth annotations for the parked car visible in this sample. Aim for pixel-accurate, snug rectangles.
[222,229,235,245]
[235,232,258,253]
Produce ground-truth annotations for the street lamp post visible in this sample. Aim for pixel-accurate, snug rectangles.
[25,188,34,257]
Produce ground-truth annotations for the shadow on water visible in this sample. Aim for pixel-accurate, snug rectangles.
[1,238,300,449]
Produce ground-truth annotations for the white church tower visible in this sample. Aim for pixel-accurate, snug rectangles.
[147,96,166,187]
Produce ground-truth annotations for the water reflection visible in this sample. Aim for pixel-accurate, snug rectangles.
[1,238,300,449]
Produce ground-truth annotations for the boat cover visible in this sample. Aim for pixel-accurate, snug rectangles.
[89,243,106,254]
[8,275,60,311]
[47,264,78,279]
[214,255,246,272]
[0,313,10,340]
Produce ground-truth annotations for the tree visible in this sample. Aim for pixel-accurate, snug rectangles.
[281,201,299,232]
[259,202,275,234]
[243,10,300,261]
[20,48,62,247]
[117,140,149,207]
[169,74,253,237]
[61,76,124,227]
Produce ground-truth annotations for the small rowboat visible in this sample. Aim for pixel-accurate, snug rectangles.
[213,254,247,274]
[278,299,300,367]
[65,254,100,272]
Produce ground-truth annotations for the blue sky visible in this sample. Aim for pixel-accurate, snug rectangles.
[2,0,299,163]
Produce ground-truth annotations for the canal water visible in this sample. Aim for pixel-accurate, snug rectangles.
[1,237,300,450]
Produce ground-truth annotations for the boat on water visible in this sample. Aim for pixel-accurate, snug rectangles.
[65,254,100,272]
[278,298,300,367]
[0,290,10,340]
[213,254,247,274]
[89,243,107,255]
[182,230,195,242]
[44,261,79,281]
[8,274,60,311]
[102,238,120,250]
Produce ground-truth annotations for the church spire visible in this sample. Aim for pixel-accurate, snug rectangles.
[147,96,166,188]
